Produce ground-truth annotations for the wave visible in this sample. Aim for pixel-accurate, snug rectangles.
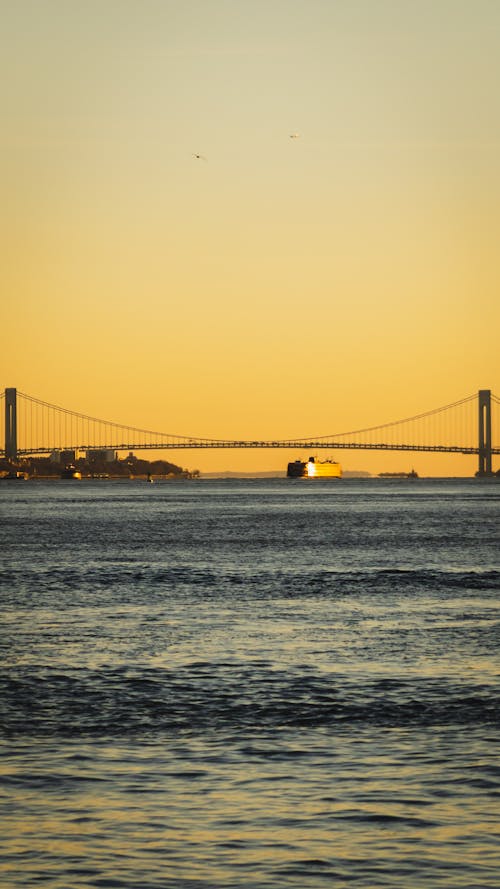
[1,564,499,602]
[1,666,499,738]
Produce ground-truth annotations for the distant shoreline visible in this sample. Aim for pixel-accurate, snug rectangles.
[200,470,371,479]
[3,471,497,482]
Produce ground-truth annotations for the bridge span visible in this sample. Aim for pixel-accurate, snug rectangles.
[2,387,499,476]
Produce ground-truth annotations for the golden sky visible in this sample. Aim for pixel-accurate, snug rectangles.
[1,0,499,475]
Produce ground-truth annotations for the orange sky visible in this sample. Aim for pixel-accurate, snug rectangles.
[1,1,499,475]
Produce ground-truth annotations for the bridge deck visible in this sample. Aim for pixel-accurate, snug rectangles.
[10,442,500,456]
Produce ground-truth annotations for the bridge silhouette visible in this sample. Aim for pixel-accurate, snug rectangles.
[2,387,499,476]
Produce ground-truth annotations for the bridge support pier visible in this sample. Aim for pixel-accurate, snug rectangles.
[5,388,18,461]
[477,389,492,476]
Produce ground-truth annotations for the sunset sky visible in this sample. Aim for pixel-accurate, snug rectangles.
[2,0,499,475]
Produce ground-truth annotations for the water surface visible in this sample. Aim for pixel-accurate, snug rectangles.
[1,478,499,887]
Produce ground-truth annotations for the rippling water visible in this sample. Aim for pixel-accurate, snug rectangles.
[1,478,499,888]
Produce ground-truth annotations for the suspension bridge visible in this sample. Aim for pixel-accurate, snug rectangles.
[1,387,499,476]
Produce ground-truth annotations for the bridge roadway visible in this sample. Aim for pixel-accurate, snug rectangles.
[16,441,500,456]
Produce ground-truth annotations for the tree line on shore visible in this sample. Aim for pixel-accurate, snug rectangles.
[0,454,200,479]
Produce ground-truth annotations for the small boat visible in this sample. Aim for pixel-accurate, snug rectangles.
[0,470,28,481]
[61,464,82,480]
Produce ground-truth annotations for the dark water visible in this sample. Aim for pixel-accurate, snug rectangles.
[1,478,499,888]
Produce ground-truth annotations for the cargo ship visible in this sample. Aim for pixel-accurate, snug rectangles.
[287,456,342,479]
[378,470,419,479]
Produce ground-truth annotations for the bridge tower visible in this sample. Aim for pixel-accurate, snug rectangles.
[478,389,492,476]
[5,388,18,461]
